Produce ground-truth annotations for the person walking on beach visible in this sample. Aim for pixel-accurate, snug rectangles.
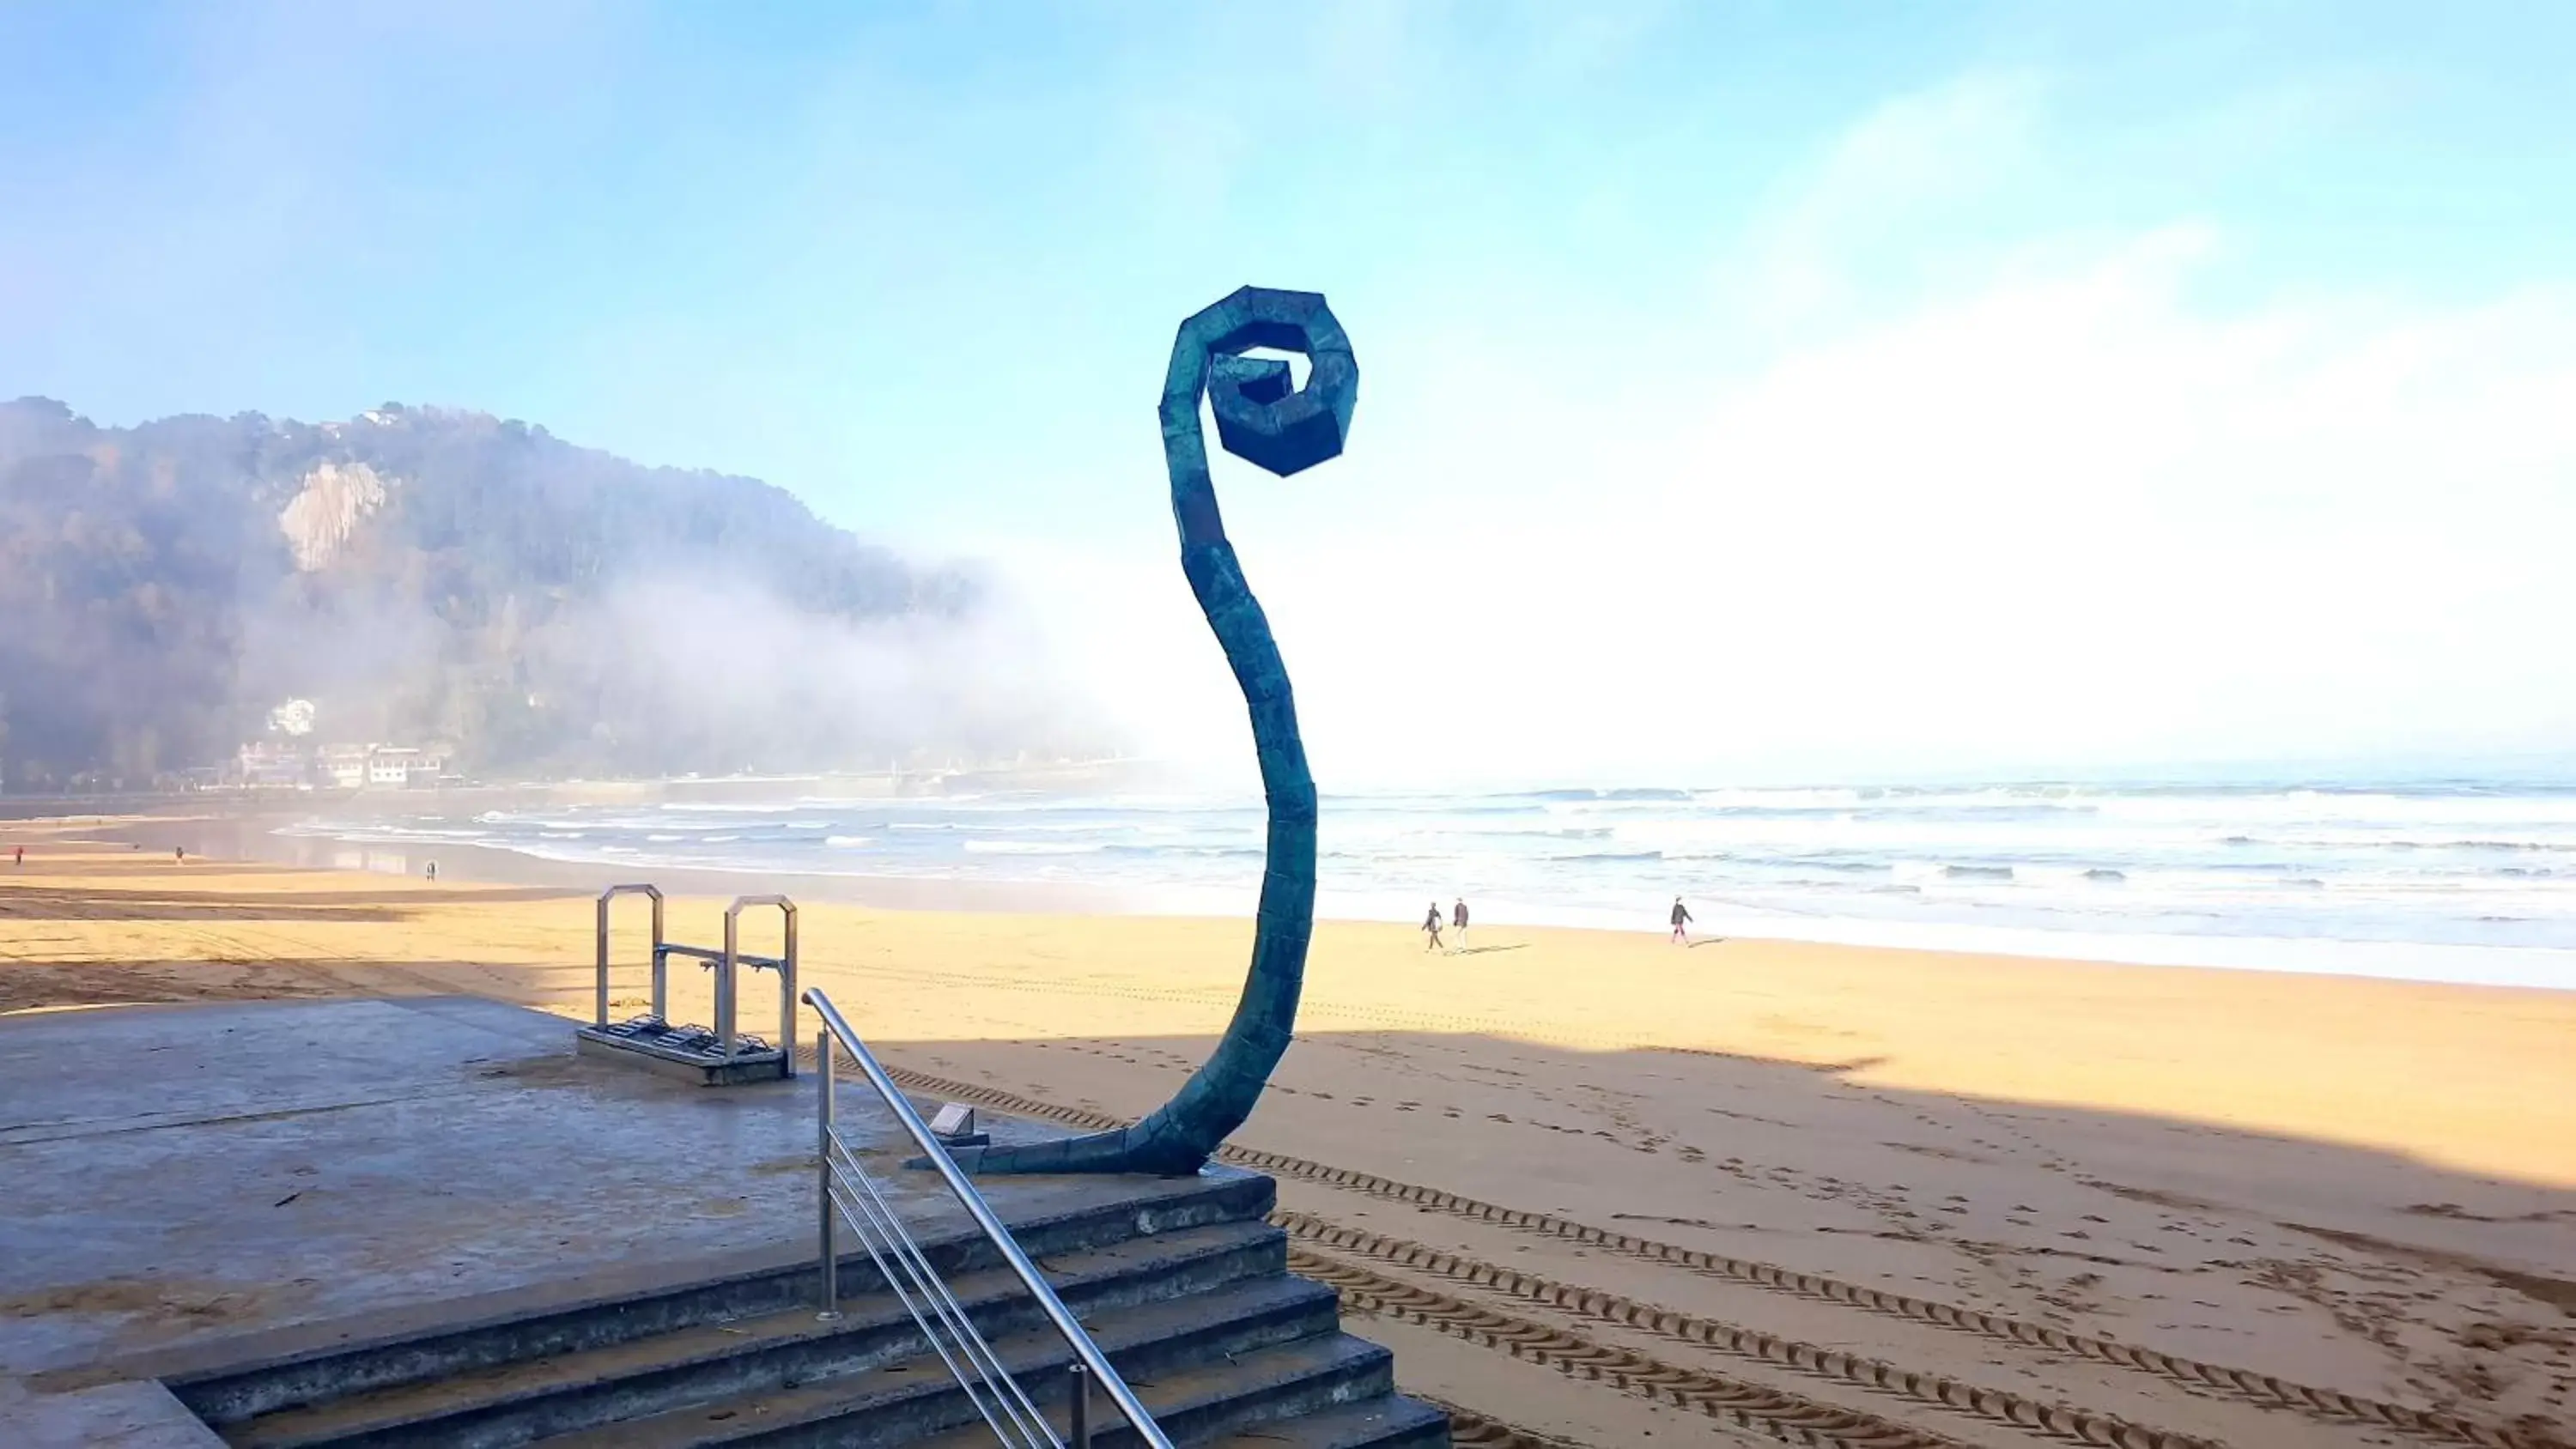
[425,861,437,883]
[1670,896,1692,944]
[1451,897,1470,949]
[1422,901,1446,952]
[174,846,185,864]
[11,846,21,868]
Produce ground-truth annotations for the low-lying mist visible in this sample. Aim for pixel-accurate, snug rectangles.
[0,397,1121,787]
[512,573,1117,776]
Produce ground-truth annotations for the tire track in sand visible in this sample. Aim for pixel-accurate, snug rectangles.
[875,1063,2566,1449]
[1280,1212,2222,1449]
[1423,1397,1607,1449]
[1287,1245,1971,1449]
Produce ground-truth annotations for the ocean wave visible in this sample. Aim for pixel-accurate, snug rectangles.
[289,825,491,844]
[1525,786,1695,802]
[1795,858,1884,873]
[2103,790,2576,828]
[283,776,2576,979]
[1372,801,1551,816]
[657,801,801,813]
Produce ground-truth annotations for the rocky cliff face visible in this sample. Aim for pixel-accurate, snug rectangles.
[0,398,1096,788]
[276,460,391,572]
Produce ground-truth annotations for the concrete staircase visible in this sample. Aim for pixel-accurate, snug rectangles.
[165,1168,1448,1449]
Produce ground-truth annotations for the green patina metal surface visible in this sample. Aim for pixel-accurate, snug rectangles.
[951,287,1355,1176]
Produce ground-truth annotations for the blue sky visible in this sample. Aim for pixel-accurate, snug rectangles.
[4,3,2573,785]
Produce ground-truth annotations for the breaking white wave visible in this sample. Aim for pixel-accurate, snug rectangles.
[284,777,2576,990]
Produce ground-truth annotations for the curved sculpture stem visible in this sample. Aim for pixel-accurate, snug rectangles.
[943,287,1353,1176]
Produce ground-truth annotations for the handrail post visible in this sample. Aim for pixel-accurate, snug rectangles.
[718,909,739,1057]
[595,884,665,1028]
[777,904,799,1077]
[1069,1361,1091,1447]
[721,895,797,1074]
[648,892,666,1019]
[817,1029,840,1319]
[593,894,610,1028]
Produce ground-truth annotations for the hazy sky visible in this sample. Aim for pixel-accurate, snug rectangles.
[5,3,2572,787]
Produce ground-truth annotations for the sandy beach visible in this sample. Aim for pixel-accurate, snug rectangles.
[4,826,2571,1447]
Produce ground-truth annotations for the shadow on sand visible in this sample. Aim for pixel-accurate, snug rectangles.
[0,928,2568,1439]
[871,1022,2574,1437]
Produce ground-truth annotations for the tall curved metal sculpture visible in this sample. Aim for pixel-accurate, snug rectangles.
[948,286,1356,1176]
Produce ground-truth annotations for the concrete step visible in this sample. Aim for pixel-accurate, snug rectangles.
[529,1273,1352,1447]
[174,1168,1273,1429]
[902,1338,1437,1449]
[223,1221,1289,1449]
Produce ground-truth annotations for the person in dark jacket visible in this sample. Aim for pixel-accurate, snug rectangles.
[1422,901,1446,952]
[1670,896,1692,944]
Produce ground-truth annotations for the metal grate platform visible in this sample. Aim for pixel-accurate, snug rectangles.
[585,887,799,1087]
[575,1015,788,1085]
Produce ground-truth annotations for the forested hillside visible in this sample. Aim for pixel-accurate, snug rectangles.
[0,398,1091,789]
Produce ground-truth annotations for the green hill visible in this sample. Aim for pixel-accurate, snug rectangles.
[0,397,1087,789]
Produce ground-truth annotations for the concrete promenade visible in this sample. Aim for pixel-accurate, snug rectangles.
[0,996,1166,1444]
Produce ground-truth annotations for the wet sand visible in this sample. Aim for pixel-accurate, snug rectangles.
[4,829,2571,1447]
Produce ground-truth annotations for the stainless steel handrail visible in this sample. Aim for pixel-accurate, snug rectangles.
[822,1100,1054,1445]
[725,895,798,1073]
[805,987,1174,1449]
[593,884,665,1027]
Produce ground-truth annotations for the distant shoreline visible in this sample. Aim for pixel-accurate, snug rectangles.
[64,810,1143,919]
[22,791,2576,995]
[0,758,1165,822]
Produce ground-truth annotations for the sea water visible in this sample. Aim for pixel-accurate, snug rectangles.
[278,779,2576,991]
